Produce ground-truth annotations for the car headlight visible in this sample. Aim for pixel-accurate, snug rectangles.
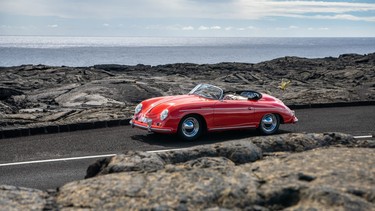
[134,103,142,114]
[160,109,169,121]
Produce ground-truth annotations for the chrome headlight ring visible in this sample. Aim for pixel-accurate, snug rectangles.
[160,109,169,121]
[135,103,143,114]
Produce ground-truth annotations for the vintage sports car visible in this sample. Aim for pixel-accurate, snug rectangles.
[130,84,298,141]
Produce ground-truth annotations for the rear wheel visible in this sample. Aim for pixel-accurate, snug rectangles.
[259,113,280,135]
[178,115,203,141]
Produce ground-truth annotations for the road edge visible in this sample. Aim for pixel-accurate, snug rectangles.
[1,101,374,139]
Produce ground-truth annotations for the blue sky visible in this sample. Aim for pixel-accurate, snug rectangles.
[0,0,374,37]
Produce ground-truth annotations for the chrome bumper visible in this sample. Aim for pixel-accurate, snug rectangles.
[130,120,173,133]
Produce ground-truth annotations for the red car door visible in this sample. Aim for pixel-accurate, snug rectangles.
[212,100,255,130]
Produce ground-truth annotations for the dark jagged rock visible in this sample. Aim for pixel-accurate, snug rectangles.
[1,53,374,129]
[0,87,23,100]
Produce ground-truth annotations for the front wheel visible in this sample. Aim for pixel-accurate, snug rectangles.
[178,115,203,141]
[259,113,280,135]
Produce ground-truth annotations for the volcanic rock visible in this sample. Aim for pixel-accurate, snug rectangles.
[55,133,374,210]
[1,53,374,128]
[0,185,56,211]
[1,133,374,210]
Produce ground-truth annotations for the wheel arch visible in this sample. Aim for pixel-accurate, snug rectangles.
[274,113,284,124]
[179,113,208,132]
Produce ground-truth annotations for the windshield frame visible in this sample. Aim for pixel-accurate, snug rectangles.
[188,84,224,100]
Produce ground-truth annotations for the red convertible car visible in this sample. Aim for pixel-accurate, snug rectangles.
[130,84,298,141]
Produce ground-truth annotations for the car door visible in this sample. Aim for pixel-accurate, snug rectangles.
[212,100,255,129]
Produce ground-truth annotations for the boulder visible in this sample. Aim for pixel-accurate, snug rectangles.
[0,185,56,211]
[86,140,262,178]
[55,133,374,210]
[0,132,374,210]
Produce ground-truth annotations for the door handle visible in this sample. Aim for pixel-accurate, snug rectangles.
[248,107,253,110]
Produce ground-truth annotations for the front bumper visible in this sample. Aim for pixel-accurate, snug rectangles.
[293,116,298,123]
[130,119,173,133]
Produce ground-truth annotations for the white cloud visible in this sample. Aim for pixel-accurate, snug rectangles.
[225,27,233,31]
[198,26,209,30]
[289,25,298,29]
[235,0,375,22]
[307,14,375,22]
[1,0,374,22]
[182,26,194,30]
[210,26,221,30]
[306,27,329,31]
[102,23,109,27]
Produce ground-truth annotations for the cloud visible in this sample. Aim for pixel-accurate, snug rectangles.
[182,26,194,30]
[307,27,329,31]
[198,25,223,30]
[307,14,375,22]
[234,0,375,21]
[289,25,298,29]
[198,26,209,30]
[210,26,221,30]
[1,0,374,23]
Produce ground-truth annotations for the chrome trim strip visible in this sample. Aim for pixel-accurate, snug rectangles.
[131,120,172,132]
[180,108,212,112]
[152,127,173,132]
[180,107,249,112]
[214,107,248,110]
[210,125,256,131]
[253,107,284,111]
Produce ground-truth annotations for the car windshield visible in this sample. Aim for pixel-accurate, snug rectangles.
[189,84,223,100]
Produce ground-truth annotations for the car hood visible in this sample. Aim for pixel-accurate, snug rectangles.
[143,95,207,115]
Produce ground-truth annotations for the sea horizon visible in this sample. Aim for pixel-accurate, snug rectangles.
[1,36,374,67]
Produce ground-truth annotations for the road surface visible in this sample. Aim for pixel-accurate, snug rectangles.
[0,106,374,190]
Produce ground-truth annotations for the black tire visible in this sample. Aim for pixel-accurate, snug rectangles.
[178,115,203,141]
[259,113,280,135]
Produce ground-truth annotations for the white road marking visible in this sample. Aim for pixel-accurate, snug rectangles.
[0,154,116,167]
[0,134,373,167]
[353,135,373,139]
[0,148,182,167]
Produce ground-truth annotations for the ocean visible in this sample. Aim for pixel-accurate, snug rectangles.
[0,36,374,67]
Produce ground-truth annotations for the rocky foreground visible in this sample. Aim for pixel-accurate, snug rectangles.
[1,133,374,210]
[1,53,374,129]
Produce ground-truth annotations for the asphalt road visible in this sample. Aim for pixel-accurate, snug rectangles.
[0,106,374,190]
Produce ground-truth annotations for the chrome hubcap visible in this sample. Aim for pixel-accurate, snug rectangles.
[261,114,277,133]
[182,117,199,138]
